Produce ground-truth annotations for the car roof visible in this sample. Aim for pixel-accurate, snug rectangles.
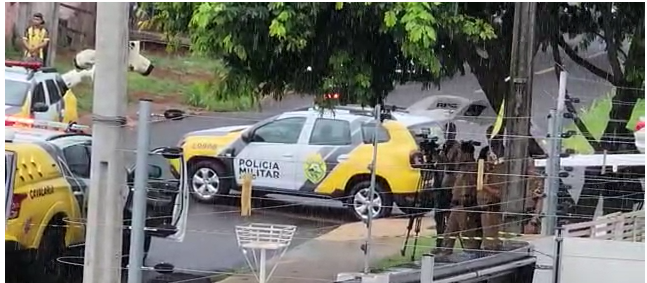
[293,105,443,128]
[6,126,74,143]
[5,66,61,82]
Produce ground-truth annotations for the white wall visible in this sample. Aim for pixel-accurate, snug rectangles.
[531,236,645,283]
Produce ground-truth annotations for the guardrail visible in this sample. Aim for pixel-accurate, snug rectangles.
[562,210,645,242]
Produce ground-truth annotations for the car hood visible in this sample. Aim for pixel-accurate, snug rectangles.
[5,105,21,116]
[184,125,253,138]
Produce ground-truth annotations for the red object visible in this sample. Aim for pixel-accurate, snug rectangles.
[9,193,28,219]
[5,60,42,70]
[635,120,645,131]
[324,93,340,100]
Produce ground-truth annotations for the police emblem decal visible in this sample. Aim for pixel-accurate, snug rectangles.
[304,153,327,184]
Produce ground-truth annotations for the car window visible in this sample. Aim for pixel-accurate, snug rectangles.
[252,117,306,144]
[5,79,30,107]
[32,82,46,104]
[63,145,91,178]
[55,77,70,96]
[309,118,352,145]
[45,80,62,104]
[361,122,391,144]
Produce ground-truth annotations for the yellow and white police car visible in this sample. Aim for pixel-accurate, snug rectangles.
[5,118,188,282]
[172,106,446,220]
[5,61,79,125]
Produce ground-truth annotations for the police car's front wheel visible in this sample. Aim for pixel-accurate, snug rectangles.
[189,160,231,203]
[348,180,393,221]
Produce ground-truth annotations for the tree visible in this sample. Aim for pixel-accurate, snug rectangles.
[550,3,645,152]
[141,2,496,107]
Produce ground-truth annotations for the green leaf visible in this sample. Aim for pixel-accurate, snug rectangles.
[384,11,397,27]
[335,2,344,10]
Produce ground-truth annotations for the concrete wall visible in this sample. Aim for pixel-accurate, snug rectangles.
[531,236,645,283]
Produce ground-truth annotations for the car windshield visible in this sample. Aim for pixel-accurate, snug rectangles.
[5,79,30,107]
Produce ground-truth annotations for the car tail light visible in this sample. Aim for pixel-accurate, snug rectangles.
[409,150,425,168]
[9,193,28,219]
[636,120,645,131]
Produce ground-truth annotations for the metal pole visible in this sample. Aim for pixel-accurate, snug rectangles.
[552,227,564,283]
[363,104,381,274]
[542,72,567,236]
[260,249,267,283]
[502,1,537,234]
[421,253,435,283]
[127,100,152,283]
[82,3,130,283]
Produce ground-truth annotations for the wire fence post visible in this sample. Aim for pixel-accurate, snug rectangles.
[363,104,381,275]
[552,227,564,283]
[127,99,152,283]
[542,71,568,235]
[420,253,435,283]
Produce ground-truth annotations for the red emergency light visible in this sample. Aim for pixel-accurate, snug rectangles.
[5,60,42,70]
[324,93,340,100]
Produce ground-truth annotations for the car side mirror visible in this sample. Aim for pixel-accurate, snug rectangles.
[241,131,252,143]
[32,102,49,113]
[147,164,163,179]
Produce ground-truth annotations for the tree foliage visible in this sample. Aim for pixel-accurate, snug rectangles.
[141,2,495,106]
[548,2,644,151]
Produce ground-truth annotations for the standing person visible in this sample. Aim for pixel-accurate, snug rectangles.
[438,141,482,254]
[22,13,50,64]
[477,126,506,250]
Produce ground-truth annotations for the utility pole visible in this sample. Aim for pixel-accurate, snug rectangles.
[542,72,568,235]
[127,100,152,283]
[82,3,130,283]
[502,2,537,234]
[363,104,381,275]
[45,2,59,67]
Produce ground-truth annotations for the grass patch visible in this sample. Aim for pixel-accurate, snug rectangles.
[372,235,468,272]
[563,93,645,154]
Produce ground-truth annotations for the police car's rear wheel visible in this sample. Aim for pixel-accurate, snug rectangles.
[348,181,393,221]
[189,160,231,203]
[31,224,66,283]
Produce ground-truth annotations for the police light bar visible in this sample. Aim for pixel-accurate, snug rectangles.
[5,60,42,70]
[5,116,89,132]
[324,93,340,99]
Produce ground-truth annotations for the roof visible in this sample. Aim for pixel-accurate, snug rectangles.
[6,126,68,143]
[5,65,61,82]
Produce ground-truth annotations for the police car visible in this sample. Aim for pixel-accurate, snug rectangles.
[5,117,188,282]
[172,106,446,220]
[5,60,79,125]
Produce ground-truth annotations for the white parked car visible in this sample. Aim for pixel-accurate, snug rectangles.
[635,117,645,153]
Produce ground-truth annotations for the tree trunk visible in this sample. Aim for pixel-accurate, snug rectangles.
[601,18,644,152]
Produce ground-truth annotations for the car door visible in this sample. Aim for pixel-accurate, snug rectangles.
[60,141,93,216]
[44,79,64,122]
[294,116,357,193]
[234,115,308,191]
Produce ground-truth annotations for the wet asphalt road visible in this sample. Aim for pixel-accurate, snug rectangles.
[117,44,614,279]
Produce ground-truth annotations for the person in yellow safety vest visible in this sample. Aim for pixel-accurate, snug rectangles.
[22,13,50,64]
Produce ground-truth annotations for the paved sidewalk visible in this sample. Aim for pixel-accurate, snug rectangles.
[218,217,435,283]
